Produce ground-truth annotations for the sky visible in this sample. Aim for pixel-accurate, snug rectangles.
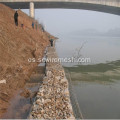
[22,9,120,37]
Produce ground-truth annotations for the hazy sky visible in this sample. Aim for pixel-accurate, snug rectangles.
[22,9,120,36]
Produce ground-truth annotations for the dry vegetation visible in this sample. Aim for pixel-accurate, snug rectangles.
[0,3,54,117]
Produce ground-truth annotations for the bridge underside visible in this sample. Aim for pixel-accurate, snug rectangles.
[1,2,120,15]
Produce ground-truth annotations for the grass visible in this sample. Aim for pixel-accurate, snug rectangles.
[64,60,120,83]
[65,60,120,73]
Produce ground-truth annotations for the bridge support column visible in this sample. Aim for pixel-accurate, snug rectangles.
[29,2,34,18]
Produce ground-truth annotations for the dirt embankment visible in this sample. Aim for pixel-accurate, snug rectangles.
[0,3,54,118]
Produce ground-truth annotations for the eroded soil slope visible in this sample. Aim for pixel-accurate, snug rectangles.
[0,3,53,117]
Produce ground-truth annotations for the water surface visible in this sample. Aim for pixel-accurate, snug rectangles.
[56,35,120,119]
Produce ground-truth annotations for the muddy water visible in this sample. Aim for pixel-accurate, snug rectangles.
[2,85,39,119]
[2,65,45,119]
[56,36,120,119]
[65,61,120,119]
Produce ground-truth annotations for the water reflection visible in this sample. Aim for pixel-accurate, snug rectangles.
[71,81,120,119]
[65,60,120,119]
[55,35,120,119]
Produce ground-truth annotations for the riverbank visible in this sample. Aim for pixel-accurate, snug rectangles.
[0,3,55,118]
[29,44,75,119]
[2,65,45,119]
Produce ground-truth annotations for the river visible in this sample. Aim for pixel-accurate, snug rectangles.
[55,35,120,119]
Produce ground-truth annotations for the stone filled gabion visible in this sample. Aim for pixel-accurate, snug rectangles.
[29,46,75,119]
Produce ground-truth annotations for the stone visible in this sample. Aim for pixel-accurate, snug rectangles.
[36,99,41,104]
[41,98,44,103]
[37,114,41,118]
[0,79,6,84]
[28,45,75,119]
[44,99,51,104]
[55,76,61,80]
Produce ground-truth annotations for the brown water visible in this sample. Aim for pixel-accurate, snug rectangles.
[2,85,39,119]
[2,66,45,119]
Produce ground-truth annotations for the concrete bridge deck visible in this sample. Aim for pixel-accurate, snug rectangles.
[0,0,120,19]
[0,0,120,7]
